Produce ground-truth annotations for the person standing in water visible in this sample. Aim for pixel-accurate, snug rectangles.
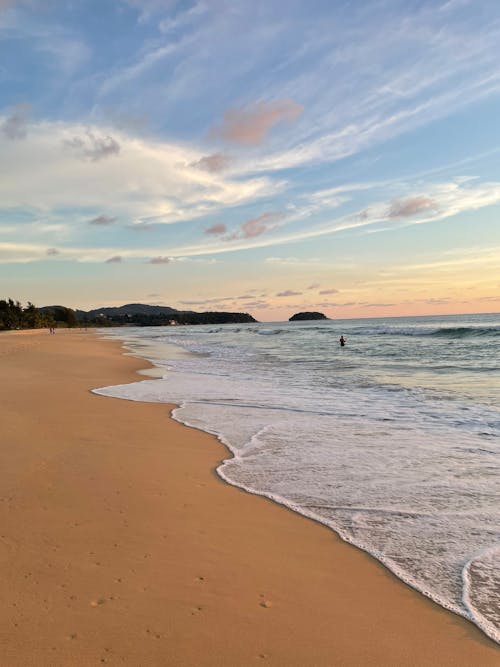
[339,335,346,347]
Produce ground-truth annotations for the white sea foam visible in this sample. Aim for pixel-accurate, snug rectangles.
[463,546,500,644]
[94,314,500,644]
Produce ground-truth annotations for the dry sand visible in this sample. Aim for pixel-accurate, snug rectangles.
[0,329,498,666]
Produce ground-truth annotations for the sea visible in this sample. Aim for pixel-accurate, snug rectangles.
[93,312,500,643]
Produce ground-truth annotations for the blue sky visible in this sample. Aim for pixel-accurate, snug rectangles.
[1,0,499,320]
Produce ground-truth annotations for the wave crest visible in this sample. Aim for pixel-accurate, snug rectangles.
[354,325,500,338]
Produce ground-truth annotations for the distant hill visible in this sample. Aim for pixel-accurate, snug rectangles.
[4,300,257,330]
[40,305,73,313]
[83,303,180,318]
[289,311,328,321]
[42,303,258,326]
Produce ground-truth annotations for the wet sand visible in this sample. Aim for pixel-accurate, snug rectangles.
[0,329,498,666]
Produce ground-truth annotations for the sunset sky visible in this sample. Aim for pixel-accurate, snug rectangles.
[1,0,499,321]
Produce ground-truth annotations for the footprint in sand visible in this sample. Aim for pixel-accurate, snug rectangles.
[90,598,107,607]
[145,628,162,639]
[190,606,203,616]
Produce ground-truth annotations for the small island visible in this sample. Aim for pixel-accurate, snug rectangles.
[289,311,328,321]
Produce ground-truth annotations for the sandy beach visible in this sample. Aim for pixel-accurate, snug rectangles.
[0,329,498,666]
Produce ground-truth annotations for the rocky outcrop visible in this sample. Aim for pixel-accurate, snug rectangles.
[289,311,328,321]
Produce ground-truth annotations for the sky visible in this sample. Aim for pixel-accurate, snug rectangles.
[1,0,499,322]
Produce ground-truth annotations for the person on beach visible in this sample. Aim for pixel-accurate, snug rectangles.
[339,335,346,347]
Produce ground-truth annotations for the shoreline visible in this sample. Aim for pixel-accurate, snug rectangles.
[171,405,473,627]
[0,328,498,665]
[96,327,499,645]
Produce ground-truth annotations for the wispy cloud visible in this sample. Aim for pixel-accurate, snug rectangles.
[128,223,157,232]
[227,211,286,241]
[244,179,500,250]
[475,295,500,303]
[388,196,436,218]
[159,1,208,33]
[362,303,396,308]
[0,119,283,228]
[395,245,500,272]
[266,257,320,265]
[1,0,500,323]
[190,153,231,173]
[0,6,90,78]
[225,6,500,175]
[89,214,117,226]
[246,300,270,308]
[96,36,190,99]
[1,103,31,140]
[179,296,234,306]
[147,256,171,264]
[316,300,356,308]
[211,100,303,146]
[64,130,121,162]
[422,297,451,305]
[12,176,486,264]
[205,223,226,235]
[276,289,302,297]
[177,293,269,311]
[123,0,179,23]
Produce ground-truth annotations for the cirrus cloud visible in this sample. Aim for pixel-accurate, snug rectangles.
[205,222,227,235]
[211,99,303,146]
[388,196,437,218]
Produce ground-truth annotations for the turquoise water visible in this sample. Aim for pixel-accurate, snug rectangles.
[95,313,500,643]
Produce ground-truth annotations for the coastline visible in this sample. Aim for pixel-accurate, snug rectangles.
[0,329,498,666]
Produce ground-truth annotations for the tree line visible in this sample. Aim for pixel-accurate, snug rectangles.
[0,299,77,330]
[0,298,257,331]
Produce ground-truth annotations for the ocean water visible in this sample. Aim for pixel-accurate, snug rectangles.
[93,313,500,643]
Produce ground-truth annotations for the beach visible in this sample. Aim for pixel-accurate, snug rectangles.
[0,329,498,666]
